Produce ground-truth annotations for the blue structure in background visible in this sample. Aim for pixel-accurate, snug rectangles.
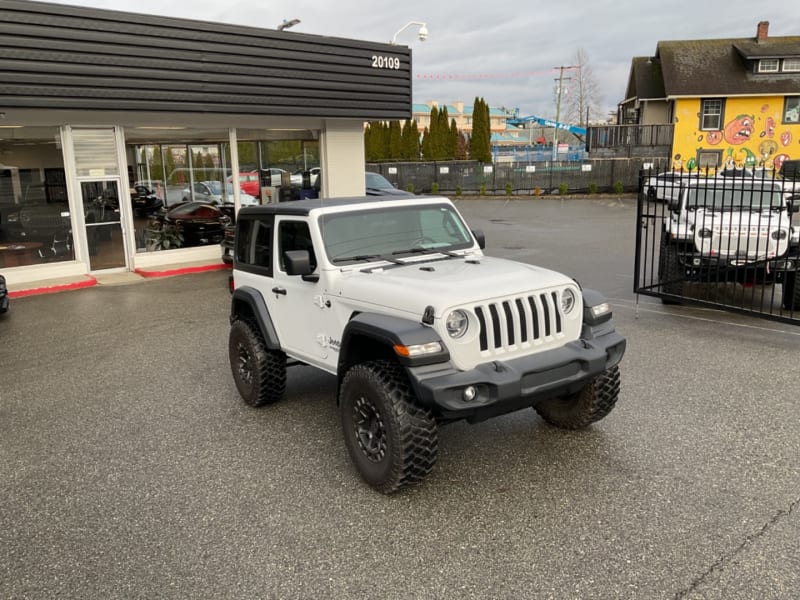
[494,114,587,162]
[506,114,587,137]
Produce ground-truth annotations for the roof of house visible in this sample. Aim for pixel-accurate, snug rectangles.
[655,35,800,97]
[624,57,666,100]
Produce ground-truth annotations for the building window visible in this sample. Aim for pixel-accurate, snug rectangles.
[697,149,723,170]
[783,58,800,72]
[700,99,724,130]
[758,58,780,73]
[0,127,75,268]
[784,97,800,124]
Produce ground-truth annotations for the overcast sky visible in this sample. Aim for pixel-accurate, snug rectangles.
[46,0,800,121]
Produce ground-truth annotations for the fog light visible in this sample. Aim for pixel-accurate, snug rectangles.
[462,386,477,401]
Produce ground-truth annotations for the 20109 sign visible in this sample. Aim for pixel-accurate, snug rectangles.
[371,55,400,70]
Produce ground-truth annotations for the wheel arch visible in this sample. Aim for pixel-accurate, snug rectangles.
[230,286,281,350]
[337,312,450,391]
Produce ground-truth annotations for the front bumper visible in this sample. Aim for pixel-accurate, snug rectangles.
[407,325,626,423]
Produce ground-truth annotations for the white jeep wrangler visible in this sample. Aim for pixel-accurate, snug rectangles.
[659,179,800,310]
[228,196,626,493]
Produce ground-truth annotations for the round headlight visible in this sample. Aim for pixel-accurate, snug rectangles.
[561,289,576,315]
[445,310,469,338]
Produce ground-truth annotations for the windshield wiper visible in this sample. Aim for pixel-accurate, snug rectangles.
[332,254,403,264]
[392,247,464,257]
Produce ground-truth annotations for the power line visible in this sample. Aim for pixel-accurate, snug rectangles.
[415,68,565,80]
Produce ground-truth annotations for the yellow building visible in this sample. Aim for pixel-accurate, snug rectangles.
[618,21,800,174]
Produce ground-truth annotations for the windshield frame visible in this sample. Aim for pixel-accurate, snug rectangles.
[321,202,475,265]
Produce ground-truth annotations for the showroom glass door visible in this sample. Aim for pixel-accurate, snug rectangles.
[80,179,126,270]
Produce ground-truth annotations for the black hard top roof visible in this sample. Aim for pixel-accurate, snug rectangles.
[238,196,431,217]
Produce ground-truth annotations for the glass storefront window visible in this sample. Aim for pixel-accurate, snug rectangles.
[0,127,75,267]
[124,127,319,254]
[124,128,231,253]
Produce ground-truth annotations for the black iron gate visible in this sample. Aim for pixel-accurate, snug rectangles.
[634,166,800,325]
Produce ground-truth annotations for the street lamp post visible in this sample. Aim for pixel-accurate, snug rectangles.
[277,18,300,31]
[552,65,578,161]
[390,21,428,45]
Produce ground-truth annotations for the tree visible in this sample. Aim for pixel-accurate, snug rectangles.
[563,48,602,128]
[449,119,459,159]
[388,121,402,158]
[421,128,431,161]
[470,97,492,163]
[401,119,420,160]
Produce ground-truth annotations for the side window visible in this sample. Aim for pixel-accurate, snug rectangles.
[697,149,723,170]
[235,217,273,276]
[699,99,724,131]
[784,96,800,124]
[278,220,317,272]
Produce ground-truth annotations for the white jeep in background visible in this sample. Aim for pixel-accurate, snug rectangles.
[658,179,800,309]
[226,195,626,493]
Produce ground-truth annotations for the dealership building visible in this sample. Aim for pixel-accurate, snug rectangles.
[0,0,412,287]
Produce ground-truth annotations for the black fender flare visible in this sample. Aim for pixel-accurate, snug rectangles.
[229,286,281,350]
[338,312,450,376]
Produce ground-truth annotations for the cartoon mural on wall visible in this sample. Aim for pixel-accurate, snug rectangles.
[672,97,800,174]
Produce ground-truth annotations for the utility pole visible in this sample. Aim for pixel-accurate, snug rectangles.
[552,65,578,161]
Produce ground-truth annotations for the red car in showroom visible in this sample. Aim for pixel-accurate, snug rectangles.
[148,202,231,248]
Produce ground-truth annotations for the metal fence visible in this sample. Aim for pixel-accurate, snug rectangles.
[367,158,671,195]
[634,167,800,325]
[587,124,674,150]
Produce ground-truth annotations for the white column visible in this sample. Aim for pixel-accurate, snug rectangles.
[319,120,366,198]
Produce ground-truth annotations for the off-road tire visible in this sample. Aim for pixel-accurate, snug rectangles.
[782,271,800,311]
[339,360,438,494]
[534,365,620,429]
[229,319,286,407]
[658,231,684,303]
[647,187,657,203]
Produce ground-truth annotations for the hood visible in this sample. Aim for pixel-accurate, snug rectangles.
[329,254,575,318]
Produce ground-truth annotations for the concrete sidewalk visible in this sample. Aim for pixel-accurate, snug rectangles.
[6,260,229,298]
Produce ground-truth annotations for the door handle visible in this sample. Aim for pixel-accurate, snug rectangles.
[271,287,287,295]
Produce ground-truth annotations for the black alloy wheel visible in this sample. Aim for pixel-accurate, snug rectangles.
[339,361,438,493]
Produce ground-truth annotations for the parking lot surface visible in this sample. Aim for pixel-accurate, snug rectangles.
[2,197,799,599]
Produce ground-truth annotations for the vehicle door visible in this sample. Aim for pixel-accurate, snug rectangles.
[267,216,334,369]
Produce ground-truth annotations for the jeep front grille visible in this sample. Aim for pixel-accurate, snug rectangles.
[474,292,563,352]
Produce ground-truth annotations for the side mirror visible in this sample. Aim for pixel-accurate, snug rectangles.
[471,228,486,249]
[284,250,313,276]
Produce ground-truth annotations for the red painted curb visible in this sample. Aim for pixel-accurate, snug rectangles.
[9,276,97,298]
[134,263,230,278]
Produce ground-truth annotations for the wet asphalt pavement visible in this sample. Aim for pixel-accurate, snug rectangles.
[1,197,798,599]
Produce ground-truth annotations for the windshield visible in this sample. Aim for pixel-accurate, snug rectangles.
[686,186,785,210]
[365,172,394,190]
[322,203,474,264]
[202,181,239,196]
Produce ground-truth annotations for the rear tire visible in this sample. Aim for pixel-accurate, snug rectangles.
[534,366,620,429]
[340,360,438,493]
[229,319,286,407]
[782,271,800,311]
